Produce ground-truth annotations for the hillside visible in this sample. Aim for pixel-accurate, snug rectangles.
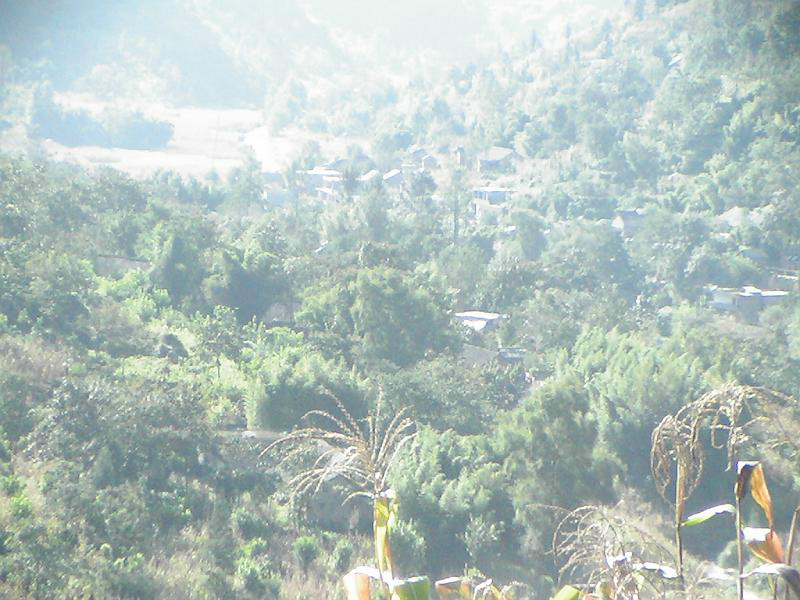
[1,0,800,598]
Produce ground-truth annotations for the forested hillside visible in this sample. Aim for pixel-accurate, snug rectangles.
[2,0,800,598]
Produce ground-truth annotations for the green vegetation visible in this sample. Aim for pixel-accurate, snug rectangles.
[2,0,800,597]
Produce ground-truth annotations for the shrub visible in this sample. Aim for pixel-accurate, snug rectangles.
[0,370,37,442]
[232,506,271,540]
[390,520,427,578]
[235,556,270,597]
[1,474,23,495]
[245,346,367,431]
[195,567,234,600]
[293,535,320,573]
[331,538,354,573]
[11,492,33,519]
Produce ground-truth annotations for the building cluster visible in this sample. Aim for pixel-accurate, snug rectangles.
[289,145,441,202]
[258,143,522,223]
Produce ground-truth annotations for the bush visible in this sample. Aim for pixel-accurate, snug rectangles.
[232,506,271,540]
[245,346,367,430]
[0,370,38,442]
[331,538,354,573]
[1,474,23,495]
[11,492,33,519]
[235,555,280,598]
[195,567,235,600]
[292,535,320,573]
[390,520,427,578]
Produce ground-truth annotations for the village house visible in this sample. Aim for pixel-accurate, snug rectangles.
[400,162,418,175]
[497,347,527,365]
[477,146,519,172]
[407,146,428,164]
[358,169,381,187]
[297,167,342,192]
[472,186,512,204]
[420,154,439,172]
[708,285,790,322]
[322,157,348,171]
[454,310,508,333]
[470,186,511,221]
[612,208,645,237]
[383,168,402,188]
[404,146,439,172]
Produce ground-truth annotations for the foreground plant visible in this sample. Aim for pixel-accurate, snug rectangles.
[651,412,704,583]
[682,460,800,600]
[552,504,678,598]
[266,396,525,599]
[650,384,799,590]
[264,395,417,597]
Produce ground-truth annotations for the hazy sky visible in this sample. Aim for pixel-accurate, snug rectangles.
[302,0,624,60]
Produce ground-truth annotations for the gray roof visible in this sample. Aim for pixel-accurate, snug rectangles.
[479,146,516,162]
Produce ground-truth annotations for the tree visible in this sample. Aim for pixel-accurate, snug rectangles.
[511,209,546,260]
[245,345,368,431]
[150,231,207,306]
[390,428,514,575]
[495,373,619,563]
[350,267,455,367]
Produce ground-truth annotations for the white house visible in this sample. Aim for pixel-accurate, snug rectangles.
[383,169,402,188]
[454,310,508,333]
[472,186,512,204]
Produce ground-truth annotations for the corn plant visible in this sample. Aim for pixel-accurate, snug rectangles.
[263,394,417,598]
[651,413,704,583]
[681,460,800,599]
[435,574,526,599]
[553,384,799,599]
[552,504,679,599]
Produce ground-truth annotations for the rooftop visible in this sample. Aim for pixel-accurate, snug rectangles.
[479,146,516,162]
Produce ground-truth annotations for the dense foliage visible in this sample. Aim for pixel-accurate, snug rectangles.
[2,0,800,597]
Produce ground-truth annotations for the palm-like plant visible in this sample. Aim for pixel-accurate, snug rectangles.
[263,394,415,503]
[263,393,416,596]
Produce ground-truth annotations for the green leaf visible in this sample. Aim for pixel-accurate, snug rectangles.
[391,576,430,600]
[682,504,735,527]
[551,585,582,600]
[374,491,398,575]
